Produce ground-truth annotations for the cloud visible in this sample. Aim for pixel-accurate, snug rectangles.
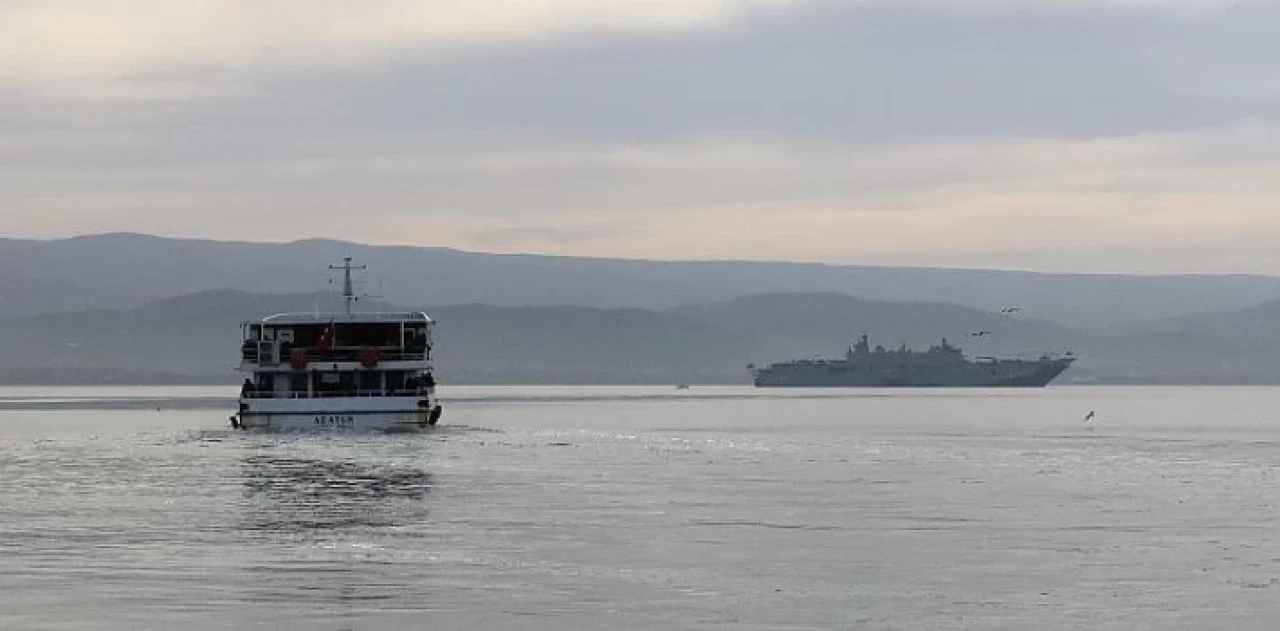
[9,0,1275,142]
[7,121,1279,270]
[0,0,751,82]
[2,0,1278,272]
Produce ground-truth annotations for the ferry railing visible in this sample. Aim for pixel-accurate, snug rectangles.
[280,346,431,362]
[241,345,432,364]
[241,389,430,399]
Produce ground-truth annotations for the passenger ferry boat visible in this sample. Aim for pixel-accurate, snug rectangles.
[231,258,443,430]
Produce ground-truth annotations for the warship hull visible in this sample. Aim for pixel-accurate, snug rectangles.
[750,335,1075,388]
[752,358,1073,388]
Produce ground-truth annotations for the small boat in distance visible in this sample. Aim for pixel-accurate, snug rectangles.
[231,258,443,430]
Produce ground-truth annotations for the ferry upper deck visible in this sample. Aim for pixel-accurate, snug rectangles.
[240,313,434,369]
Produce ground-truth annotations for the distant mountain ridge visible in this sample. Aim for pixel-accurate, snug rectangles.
[0,288,1269,385]
[6,233,1280,327]
[1103,299,1280,348]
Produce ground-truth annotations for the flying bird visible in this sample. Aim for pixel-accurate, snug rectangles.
[970,331,990,337]
[1084,410,1096,422]
[1001,307,1021,315]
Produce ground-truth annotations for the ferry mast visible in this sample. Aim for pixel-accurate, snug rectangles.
[330,257,366,316]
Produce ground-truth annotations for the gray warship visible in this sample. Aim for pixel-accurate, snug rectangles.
[750,334,1074,388]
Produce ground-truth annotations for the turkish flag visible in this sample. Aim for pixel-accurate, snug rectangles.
[317,323,334,353]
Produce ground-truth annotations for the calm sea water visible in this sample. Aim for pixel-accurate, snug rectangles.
[3,385,1280,630]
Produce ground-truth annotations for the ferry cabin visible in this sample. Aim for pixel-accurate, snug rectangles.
[236,311,440,429]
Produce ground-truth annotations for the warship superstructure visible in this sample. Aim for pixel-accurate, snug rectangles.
[750,335,1074,388]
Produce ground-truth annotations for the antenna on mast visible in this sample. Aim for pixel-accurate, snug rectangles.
[329,257,367,316]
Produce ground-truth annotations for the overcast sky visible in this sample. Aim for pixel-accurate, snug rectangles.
[3,0,1279,272]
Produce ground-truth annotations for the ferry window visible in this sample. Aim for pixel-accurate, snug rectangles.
[297,325,326,348]
[404,327,428,352]
[338,323,398,347]
[315,372,335,396]
[359,371,380,393]
[386,371,406,393]
[315,372,348,396]
[289,373,307,395]
[256,373,275,392]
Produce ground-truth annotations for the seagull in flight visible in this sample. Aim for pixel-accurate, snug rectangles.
[1084,410,1096,422]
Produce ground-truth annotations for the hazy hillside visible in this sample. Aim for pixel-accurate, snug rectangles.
[6,233,1280,327]
[1104,300,1280,349]
[674,292,1080,359]
[0,288,1268,385]
[0,291,759,384]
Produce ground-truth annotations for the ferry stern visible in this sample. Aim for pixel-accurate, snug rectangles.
[231,257,443,431]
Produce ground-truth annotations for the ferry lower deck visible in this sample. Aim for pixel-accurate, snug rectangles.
[234,395,441,430]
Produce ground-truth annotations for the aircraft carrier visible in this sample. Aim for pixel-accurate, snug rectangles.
[749,335,1074,388]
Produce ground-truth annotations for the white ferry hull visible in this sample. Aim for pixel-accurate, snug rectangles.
[234,396,442,431]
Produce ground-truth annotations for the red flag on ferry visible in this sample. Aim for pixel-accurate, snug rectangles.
[316,323,334,353]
